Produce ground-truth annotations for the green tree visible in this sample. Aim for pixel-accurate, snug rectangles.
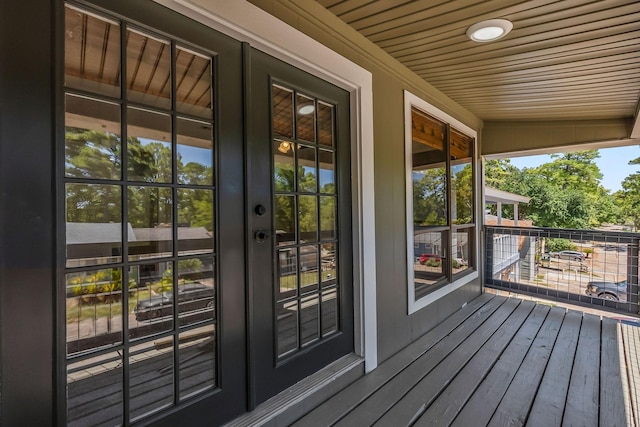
[620,173,640,230]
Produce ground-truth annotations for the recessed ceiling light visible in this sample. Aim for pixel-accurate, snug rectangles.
[298,104,315,115]
[466,19,513,42]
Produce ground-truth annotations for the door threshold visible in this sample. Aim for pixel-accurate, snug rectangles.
[224,353,364,427]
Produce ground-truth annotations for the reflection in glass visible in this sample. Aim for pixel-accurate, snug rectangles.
[275,195,296,246]
[128,186,173,261]
[318,149,335,193]
[177,257,216,326]
[317,101,334,147]
[321,243,337,288]
[272,85,294,138]
[296,94,315,142]
[66,184,122,267]
[298,146,317,193]
[452,161,473,225]
[414,230,447,299]
[65,5,120,97]
[301,294,319,347]
[130,339,174,422]
[322,287,338,337]
[299,195,318,242]
[278,249,298,299]
[67,351,123,427]
[277,300,298,357]
[126,29,171,109]
[66,268,123,355]
[320,196,336,241]
[176,47,213,118]
[299,245,319,293]
[452,230,472,275]
[127,108,172,183]
[129,261,174,338]
[179,324,216,400]
[178,189,214,255]
[274,139,295,192]
[177,118,213,185]
[65,95,121,180]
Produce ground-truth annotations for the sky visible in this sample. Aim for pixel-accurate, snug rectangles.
[508,145,640,193]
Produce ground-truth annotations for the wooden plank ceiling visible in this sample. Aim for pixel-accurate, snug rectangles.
[317,0,640,121]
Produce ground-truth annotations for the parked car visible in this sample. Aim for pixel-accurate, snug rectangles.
[551,250,585,262]
[585,280,627,301]
[134,282,215,321]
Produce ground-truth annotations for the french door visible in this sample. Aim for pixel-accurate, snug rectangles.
[246,48,353,406]
[60,1,353,424]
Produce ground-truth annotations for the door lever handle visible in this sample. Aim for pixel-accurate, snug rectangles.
[255,230,270,243]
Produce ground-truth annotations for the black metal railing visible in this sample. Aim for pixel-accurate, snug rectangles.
[485,226,640,315]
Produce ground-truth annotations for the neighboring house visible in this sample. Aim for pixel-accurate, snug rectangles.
[484,186,537,282]
[1,1,638,426]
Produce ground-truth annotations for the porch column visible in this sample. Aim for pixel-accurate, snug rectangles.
[513,203,519,226]
[497,201,502,225]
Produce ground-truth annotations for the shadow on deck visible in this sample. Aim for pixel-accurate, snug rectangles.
[294,293,638,427]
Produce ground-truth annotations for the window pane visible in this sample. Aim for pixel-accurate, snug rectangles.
[453,229,473,275]
[127,108,172,183]
[67,351,123,427]
[277,300,298,357]
[64,6,120,97]
[66,184,122,267]
[177,257,216,326]
[129,339,174,422]
[274,139,295,192]
[177,118,213,186]
[65,95,121,180]
[299,195,318,242]
[321,287,338,337]
[321,243,337,288]
[300,294,319,347]
[130,261,174,338]
[179,324,216,400]
[177,189,214,255]
[319,149,335,193]
[176,47,213,119]
[414,230,447,299]
[296,94,315,142]
[273,85,294,138]
[275,195,296,246]
[317,101,334,147]
[66,268,123,356]
[278,248,298,299]
[299,245,319,294]
[451,128,474,225]
[128,186,173,261]
[320,196,336,241]
[126,29,171,109]
[298,146,317,193]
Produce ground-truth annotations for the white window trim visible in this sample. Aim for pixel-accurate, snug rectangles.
[405,90,478,314]
[152,0,378,372]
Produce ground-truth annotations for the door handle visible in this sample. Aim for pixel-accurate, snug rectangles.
[255,204,267,216]
[255,230,270,243]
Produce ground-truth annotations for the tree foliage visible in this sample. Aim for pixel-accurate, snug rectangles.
[485,150,622,229]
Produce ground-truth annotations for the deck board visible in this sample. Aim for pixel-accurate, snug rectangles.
[600,317,628,427]
[290,294,496,427]
[332,296,512,427]
[374,299,533,426]
[415,303,550,426]
[563,313,601,427]
[293,295,637,427]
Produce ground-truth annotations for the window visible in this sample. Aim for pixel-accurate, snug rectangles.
[405,91,478,312]
[64,4,216,425]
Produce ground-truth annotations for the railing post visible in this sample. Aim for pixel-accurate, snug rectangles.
[628,239,640,314]
[485,227,494,285]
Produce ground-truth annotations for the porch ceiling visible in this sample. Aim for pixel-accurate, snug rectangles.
[316,0,640,122]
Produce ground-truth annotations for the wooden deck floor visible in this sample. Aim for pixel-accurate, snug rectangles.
[293,293,638,427]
